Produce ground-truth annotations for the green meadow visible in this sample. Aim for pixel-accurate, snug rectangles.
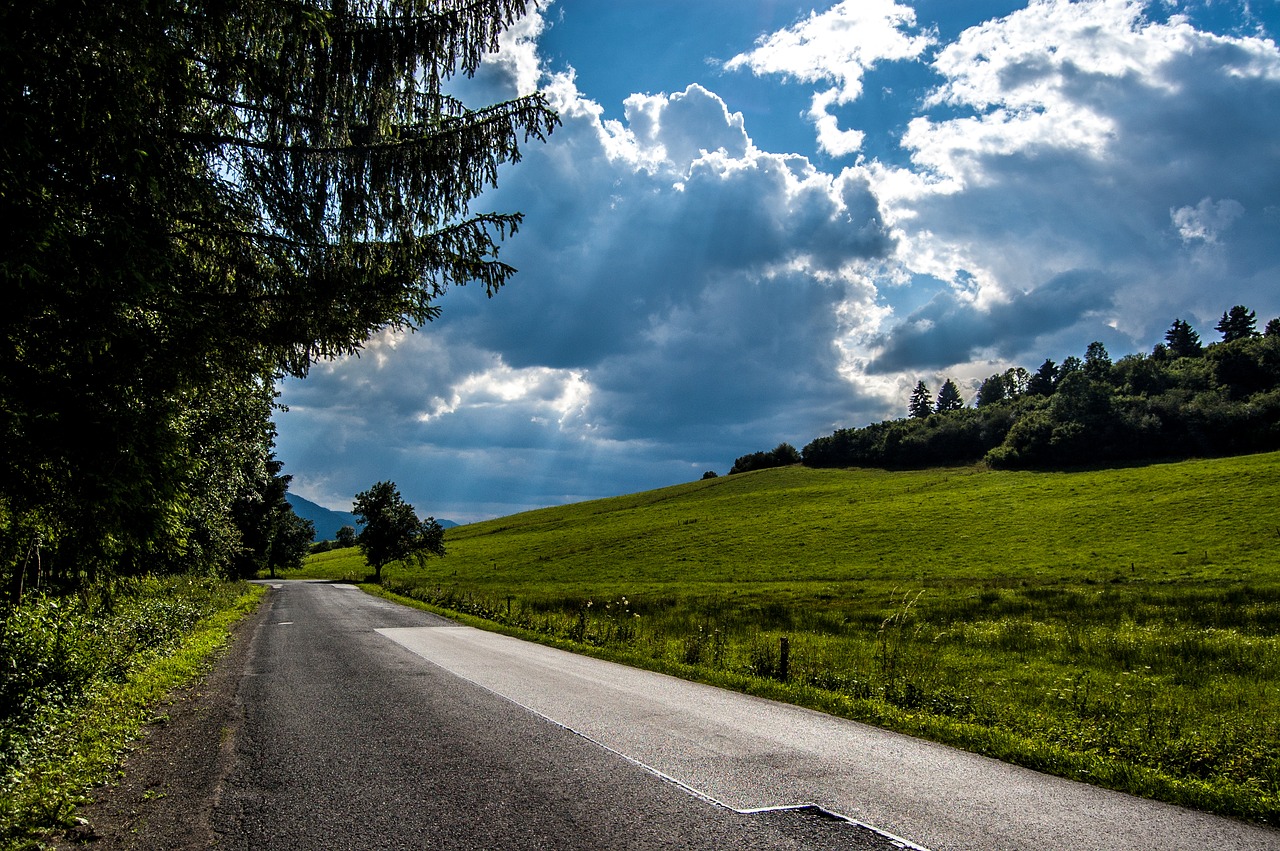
[292,452,1280,824]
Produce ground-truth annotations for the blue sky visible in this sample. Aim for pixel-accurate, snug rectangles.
[276,0,1280,523]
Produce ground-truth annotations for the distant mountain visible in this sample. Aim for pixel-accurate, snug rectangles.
[285,492,458,541]
[285,493,359,542]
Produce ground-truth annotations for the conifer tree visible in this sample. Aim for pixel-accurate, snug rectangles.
[1027,359,1059,396]
[1164,319,1203,358]
[0,0,555,585]
[935,379,965,413]
[908,381,934,418]
[1217,306,1259,342]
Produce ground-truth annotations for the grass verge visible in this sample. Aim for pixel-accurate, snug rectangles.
[0,581,265,850]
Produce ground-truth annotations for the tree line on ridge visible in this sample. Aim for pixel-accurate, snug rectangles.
[732,305,1280,474]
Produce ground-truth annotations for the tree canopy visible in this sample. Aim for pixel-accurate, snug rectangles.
[801,307,1280,472]
[1,0,555,592]
[728,443,802,475]
[353,481,446,581]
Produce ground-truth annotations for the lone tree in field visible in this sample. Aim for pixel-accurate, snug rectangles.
[353,482,446,582]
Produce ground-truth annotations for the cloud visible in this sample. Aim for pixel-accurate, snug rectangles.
[724,0,933,156]
[862,0,1280,371]
[867,269,1119,373]
[277,1,1280,522]
[278,19,901,518]
[1171,197,1246,244]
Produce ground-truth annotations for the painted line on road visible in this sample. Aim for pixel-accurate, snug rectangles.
[377,628,931,851]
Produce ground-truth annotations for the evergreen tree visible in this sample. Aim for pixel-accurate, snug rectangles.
[935,379,965,413]
[1,0,554,586]
[1164,319,1203,358]
[908,381,934,418]
[1217,306,1259,342]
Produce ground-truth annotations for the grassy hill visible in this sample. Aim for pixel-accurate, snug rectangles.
[292,452,1280,824]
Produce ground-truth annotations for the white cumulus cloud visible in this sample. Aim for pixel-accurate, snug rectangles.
[725,0,933,156]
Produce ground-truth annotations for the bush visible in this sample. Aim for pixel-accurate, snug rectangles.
[729,443,801,475]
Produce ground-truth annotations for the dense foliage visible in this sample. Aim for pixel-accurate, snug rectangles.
[803,309,1280,470]
[0,0,555,593]
[353,481,446,581]
[0,578,257,844]
[728,443,801,475]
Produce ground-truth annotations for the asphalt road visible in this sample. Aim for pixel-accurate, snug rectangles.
[212,580,897,850]
[214,581,1279,851]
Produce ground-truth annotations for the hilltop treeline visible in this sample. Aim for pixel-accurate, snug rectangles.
[737,306,1280,474]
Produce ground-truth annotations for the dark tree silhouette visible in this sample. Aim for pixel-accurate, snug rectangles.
[353,481,446,582]
[908,381,934,418]
[935,379,964,413]
[1165,319,1203,358]
[1217,306,1259,342]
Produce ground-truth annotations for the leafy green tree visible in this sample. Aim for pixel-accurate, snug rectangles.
[1001,367,1030,398]
[269,512,316,579]
[1266,317,1280,338]
[353,481,446,582]
[728,443,801,475]
[908,381,934,418]
[335,525,357,548]
[1,0,554,587]
[1164,319,1203,358]
[935,379,964,413]
[1084,341,1112,379]
[1217,306,1259,342]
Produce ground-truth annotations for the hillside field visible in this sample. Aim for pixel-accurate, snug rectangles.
[291,452,1280,824]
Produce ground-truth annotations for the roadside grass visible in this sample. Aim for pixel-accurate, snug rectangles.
[289,452,1280,825]
[0,578,265,850]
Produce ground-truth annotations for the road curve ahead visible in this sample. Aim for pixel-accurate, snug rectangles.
[217,581,1278,851]
[213,580,896,850]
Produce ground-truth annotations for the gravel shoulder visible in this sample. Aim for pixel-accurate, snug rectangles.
[56,590,272,851]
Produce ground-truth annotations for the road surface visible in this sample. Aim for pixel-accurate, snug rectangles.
[213,580,896,849]
[213,581,1279,850]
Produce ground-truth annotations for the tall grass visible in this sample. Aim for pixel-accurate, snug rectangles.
[294,452,1280,824]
